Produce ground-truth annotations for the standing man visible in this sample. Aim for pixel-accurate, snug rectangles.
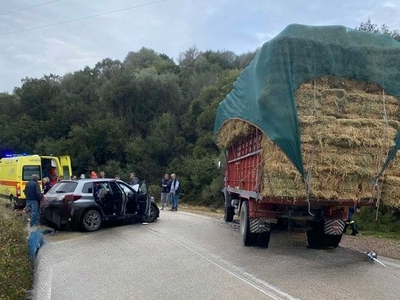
[100,171,106,178]
[129,172,139,185]
[24,174,42,227]
[169,173,180,211]
[160,174,171,210]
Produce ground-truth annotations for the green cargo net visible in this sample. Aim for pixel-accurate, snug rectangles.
[214,24,400,179]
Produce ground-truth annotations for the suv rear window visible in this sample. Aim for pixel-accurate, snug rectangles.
[47,181,77,194]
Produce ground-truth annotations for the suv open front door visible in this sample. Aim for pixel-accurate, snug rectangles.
[138,181,151,218]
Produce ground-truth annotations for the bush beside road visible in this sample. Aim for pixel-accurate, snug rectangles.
[0,201,33,300]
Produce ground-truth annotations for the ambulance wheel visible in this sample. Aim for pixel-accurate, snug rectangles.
[11,198,17,210]
[240,201,256,246]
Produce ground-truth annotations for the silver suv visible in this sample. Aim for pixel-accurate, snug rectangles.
[42,179,159,231]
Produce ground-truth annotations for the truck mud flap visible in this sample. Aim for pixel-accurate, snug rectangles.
[307,219,344,249]
[324,219,345,235]
[249,218,271,233]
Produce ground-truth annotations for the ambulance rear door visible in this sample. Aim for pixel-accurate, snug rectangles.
[58,155,72,179]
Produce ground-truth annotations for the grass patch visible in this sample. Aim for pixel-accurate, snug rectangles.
[0,200,33,300]
[354,230,400,239]
[355,206,400,240]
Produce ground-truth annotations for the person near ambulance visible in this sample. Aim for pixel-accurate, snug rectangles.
[42,177,52,194]
[169,173,180,211]
[24,174,42,227]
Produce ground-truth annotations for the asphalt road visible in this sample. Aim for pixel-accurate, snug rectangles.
[33,210,400,300]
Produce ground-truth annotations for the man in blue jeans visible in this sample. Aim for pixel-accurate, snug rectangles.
[169,173,180,211]
[24,174,42,227]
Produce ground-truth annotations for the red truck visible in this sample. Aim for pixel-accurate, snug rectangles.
[221,128,375,249]
[214,24,400,249]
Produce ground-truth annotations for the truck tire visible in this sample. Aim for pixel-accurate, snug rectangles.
[224,205,234,222]
[306,221,323,249]
[258,231,271,248]
[240,201,256,246]
[320,234,342,249]
[307,221,343,249]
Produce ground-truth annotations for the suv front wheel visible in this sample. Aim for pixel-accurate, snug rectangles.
[141,202,159,223]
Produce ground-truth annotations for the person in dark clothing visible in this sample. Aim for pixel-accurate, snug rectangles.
[42,177,52,194]
[160,173,171,210]
[129,172,139,185]
[344,205,360,235]
[24,174,42,227]
[39,177,52,225]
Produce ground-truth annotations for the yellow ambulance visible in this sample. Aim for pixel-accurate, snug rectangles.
[0,154,72,208]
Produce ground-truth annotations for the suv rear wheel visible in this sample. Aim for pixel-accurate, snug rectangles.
[81,209,102,232]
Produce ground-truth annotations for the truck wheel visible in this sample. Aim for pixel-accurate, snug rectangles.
[258,231,271,248]
[307,220,343,249]
[224,205,234,222]
[307,221,323,249]
[320,234,342,249]
[240,201,256,246]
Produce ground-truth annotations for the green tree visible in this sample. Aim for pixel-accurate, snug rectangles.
[356,18,400,41]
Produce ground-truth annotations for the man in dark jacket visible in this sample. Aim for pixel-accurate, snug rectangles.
[160,173,171,210]
[25,174,42,227]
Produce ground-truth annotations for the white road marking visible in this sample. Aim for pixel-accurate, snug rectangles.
[143,227,302,300]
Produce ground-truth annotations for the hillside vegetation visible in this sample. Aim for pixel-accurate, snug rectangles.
[0,48,255,205]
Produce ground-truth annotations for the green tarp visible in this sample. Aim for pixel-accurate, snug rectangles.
[214,24,400,178]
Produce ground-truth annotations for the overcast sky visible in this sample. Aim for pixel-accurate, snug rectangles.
[0,0,399,93]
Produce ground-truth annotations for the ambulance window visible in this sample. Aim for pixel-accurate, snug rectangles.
[23,166,41,181]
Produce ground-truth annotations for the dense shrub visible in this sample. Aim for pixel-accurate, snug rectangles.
[0,203,33,300]
[355,205,400,236]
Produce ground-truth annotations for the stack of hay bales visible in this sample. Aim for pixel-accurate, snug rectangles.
[217,76,400,207]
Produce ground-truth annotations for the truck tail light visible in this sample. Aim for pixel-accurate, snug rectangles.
[64,194,82,202]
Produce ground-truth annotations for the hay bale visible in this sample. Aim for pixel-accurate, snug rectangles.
[381,176,400,207]
[217,76,400,206]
